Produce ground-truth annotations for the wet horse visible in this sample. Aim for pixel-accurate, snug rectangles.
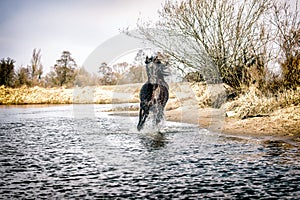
[137,56,169,131]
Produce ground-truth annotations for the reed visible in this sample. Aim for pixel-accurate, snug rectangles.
[224,86,300,119]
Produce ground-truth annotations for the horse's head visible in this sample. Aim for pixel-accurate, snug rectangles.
[145,56,167,85]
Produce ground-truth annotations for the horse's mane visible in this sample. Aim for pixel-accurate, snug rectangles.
[145,56,169,78]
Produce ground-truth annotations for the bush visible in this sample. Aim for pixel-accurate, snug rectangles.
[0,58,15,87]
[224,86,300,119]
[184,71,204,82]
[281,54,300,89]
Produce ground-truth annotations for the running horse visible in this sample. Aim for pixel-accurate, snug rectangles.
[137,56,169,131]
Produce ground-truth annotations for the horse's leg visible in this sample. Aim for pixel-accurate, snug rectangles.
[137,104,150,131]
[137,106,143,125]
[155,85,168,125]
[155,105,164,125]
[137,107,145,131]
[137,83,153,131]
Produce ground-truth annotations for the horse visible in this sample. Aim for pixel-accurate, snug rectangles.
[137,56,169,131]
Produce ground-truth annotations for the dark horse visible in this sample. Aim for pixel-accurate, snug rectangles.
[137,56,169,131]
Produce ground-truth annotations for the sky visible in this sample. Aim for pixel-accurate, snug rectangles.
[1,0,299,74]
[0,0,164,73]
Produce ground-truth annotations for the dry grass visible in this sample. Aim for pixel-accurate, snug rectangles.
[223,86,300,119]
[0,85,73,104]
[2,83,299,122]
[168,82,230,109]
[0,85,140,105]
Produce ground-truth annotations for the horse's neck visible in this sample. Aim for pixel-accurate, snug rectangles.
[159,79,168,89]
[147,79,168,88]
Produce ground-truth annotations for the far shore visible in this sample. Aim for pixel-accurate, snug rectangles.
[1,84,299,146]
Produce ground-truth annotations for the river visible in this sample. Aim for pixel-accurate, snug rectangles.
[0,104,299,199]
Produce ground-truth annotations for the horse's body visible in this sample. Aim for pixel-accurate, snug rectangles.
[137,56,169,131]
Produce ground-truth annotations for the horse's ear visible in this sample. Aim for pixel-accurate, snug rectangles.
[145,56,150,64]
[154,56,161,64]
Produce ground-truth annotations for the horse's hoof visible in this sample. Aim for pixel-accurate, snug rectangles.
[137,125,142,131]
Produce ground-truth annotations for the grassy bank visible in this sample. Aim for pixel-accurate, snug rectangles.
[1,83,299,119]
[0,84,141,105]
[1,83,299,142]
[0,85,73,104]
[223,86,300,119]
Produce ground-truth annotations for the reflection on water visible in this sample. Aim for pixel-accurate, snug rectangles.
[262,140,300,165]
[140,133,167,150]
[0,105,299,199]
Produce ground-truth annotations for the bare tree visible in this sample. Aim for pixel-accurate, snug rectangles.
[74,67,98,87]
[112,62,130,75]
[29,48,43,86]
[271,1,300,88]
[98,62,120,85]
[114,50,149,84]
[15,66,31,87]
[135,0,273,90]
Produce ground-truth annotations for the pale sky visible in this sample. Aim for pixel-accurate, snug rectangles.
[0,0,164,72]
[1,0,298,74]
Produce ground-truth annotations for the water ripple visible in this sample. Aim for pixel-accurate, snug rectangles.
[0,105,299,199]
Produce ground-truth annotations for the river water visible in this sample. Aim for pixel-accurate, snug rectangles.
[0,104,299,199]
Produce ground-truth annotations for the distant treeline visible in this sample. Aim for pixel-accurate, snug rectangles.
[0,49,148,88]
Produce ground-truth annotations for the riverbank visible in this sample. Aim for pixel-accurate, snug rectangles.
[0,84,142,104]
[1,84,299,144]
[164,106,300,144]
[107,83,300,144]
[111,105,300,145]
